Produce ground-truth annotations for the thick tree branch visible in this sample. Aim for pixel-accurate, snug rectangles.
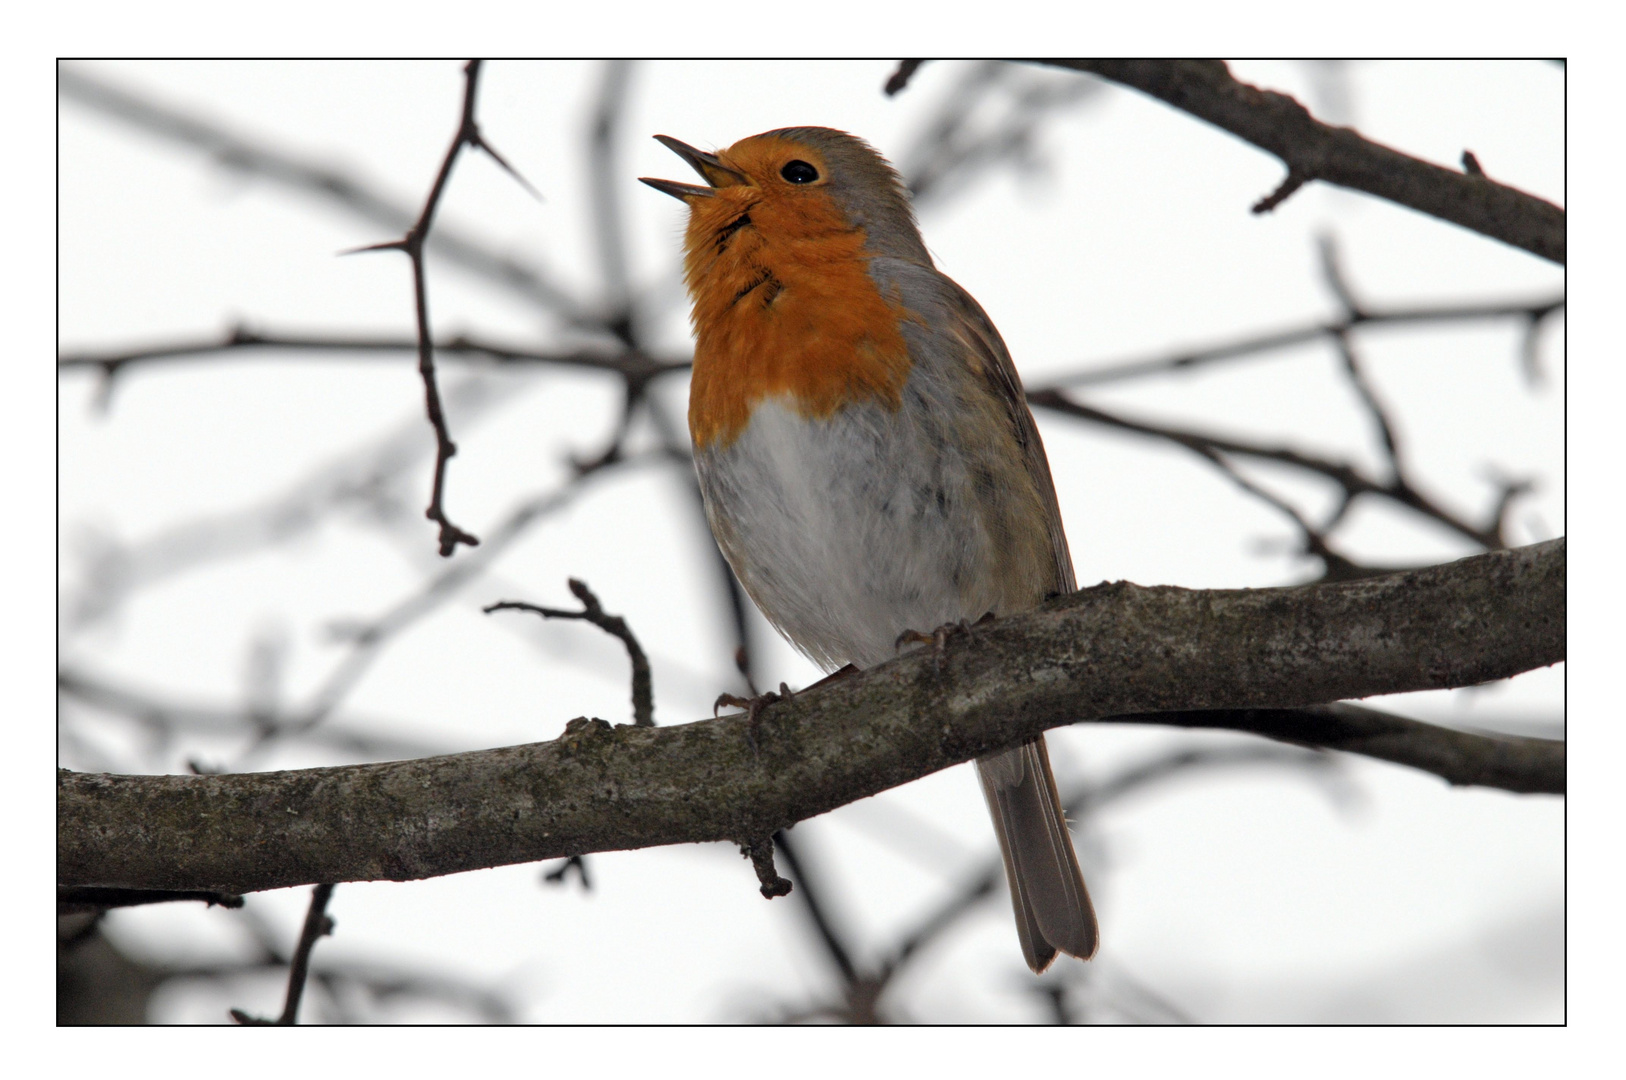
[1033,60,1565,265]
[58,540,1563,895]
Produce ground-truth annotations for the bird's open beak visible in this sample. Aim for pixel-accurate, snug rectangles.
[639,135,747,200]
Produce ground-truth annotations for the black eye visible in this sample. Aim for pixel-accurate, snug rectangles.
[780,160,819,184]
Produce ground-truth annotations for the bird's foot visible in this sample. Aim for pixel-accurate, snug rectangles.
[715,682,794,754]
[895,613,996,665]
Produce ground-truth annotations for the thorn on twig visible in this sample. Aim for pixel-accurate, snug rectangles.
[885,59,929,97]
[350,58,547,559]
[1252,168,1309,214]
[484,578,654,726]
[229,883,336,1025]
[542,854,593,891]
[1461,150,1485,176]
[472,132,544,202]
[741,837,793,899]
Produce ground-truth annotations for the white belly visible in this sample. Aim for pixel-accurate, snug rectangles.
[694,393,1006,670]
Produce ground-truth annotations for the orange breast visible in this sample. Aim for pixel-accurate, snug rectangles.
[684,188,915,450]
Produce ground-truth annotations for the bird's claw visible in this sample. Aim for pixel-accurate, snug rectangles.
[714,682,794,754]
[895,615,992,665]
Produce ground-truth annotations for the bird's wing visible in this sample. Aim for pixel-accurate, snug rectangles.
[899,263,1077,595]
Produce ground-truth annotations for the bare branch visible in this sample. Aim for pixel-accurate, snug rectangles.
[229,883,336,1025]
[883,60,928,97]
[1026,390,1511,552]
[58,887,244,915]
[1049,294,1564,389]
[57,326,685,382]
[58,541,1564,895]
[1033,60,1565,264]
[352,59,523,557]
[237,470,620,759]
[897,61,1102,209]
[485,578,655,727]
[57,63,590,323]
[586,60,637,339]
[58,666,452,762]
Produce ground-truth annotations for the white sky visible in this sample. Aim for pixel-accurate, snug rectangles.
[57,60,1564,1026]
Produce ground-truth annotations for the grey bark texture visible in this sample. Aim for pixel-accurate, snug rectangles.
[59,539,1564,896]
[1036,60,1566,265]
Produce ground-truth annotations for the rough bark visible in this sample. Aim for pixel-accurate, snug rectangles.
[1036,60,1566,265]
[59,539,1564,896]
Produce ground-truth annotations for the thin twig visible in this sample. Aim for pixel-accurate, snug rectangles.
[57,886,244,915]
[1027,389,1512,552]
[884,59,928,97]
[57,63,588,323]
[58,666,452,762]
[230,883,336,1025]
[61,373,509,629]
[773,832,854,981]
[542,855,593,890]
[240,471,622,758]
[57,326,684,382]
[484,578,655,726]
[878,742,1344,982]
[1047,294,1565,388]
[351,59,539,557]
[897,60,1102,208]
[587,60,637,341]
[1188,442,1385,581]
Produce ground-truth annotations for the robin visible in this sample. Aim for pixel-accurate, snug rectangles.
[642,127,1098,972]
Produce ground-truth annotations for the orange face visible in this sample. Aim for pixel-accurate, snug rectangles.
[645,133,917,450]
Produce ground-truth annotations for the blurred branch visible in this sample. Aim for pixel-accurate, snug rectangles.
[1027,390,1514,555]
[1047,293,1564,388]
[229,467,623,762]
[1111,703,1563,794]
[896,61,1103,209]
[59,541,1564,894]
[58,325,685,383]
[58,666,452,761]
[883,60,928,97]
[1029,235,1550,577]
[60,373,508,629]
[1032,60,1565,264]
[58,911,516,1024]
[57,62,592,324]
[586,60,637,338]
[875,741,1342,988]
[485,578,655,727]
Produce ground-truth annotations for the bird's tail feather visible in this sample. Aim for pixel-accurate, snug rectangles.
[976,736,1098,973]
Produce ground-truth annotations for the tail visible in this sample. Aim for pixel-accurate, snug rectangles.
[976,736,1098,972]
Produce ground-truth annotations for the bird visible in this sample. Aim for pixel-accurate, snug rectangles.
[641,127,1098,972]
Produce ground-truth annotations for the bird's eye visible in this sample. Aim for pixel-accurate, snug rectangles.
[780,160,819,184]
